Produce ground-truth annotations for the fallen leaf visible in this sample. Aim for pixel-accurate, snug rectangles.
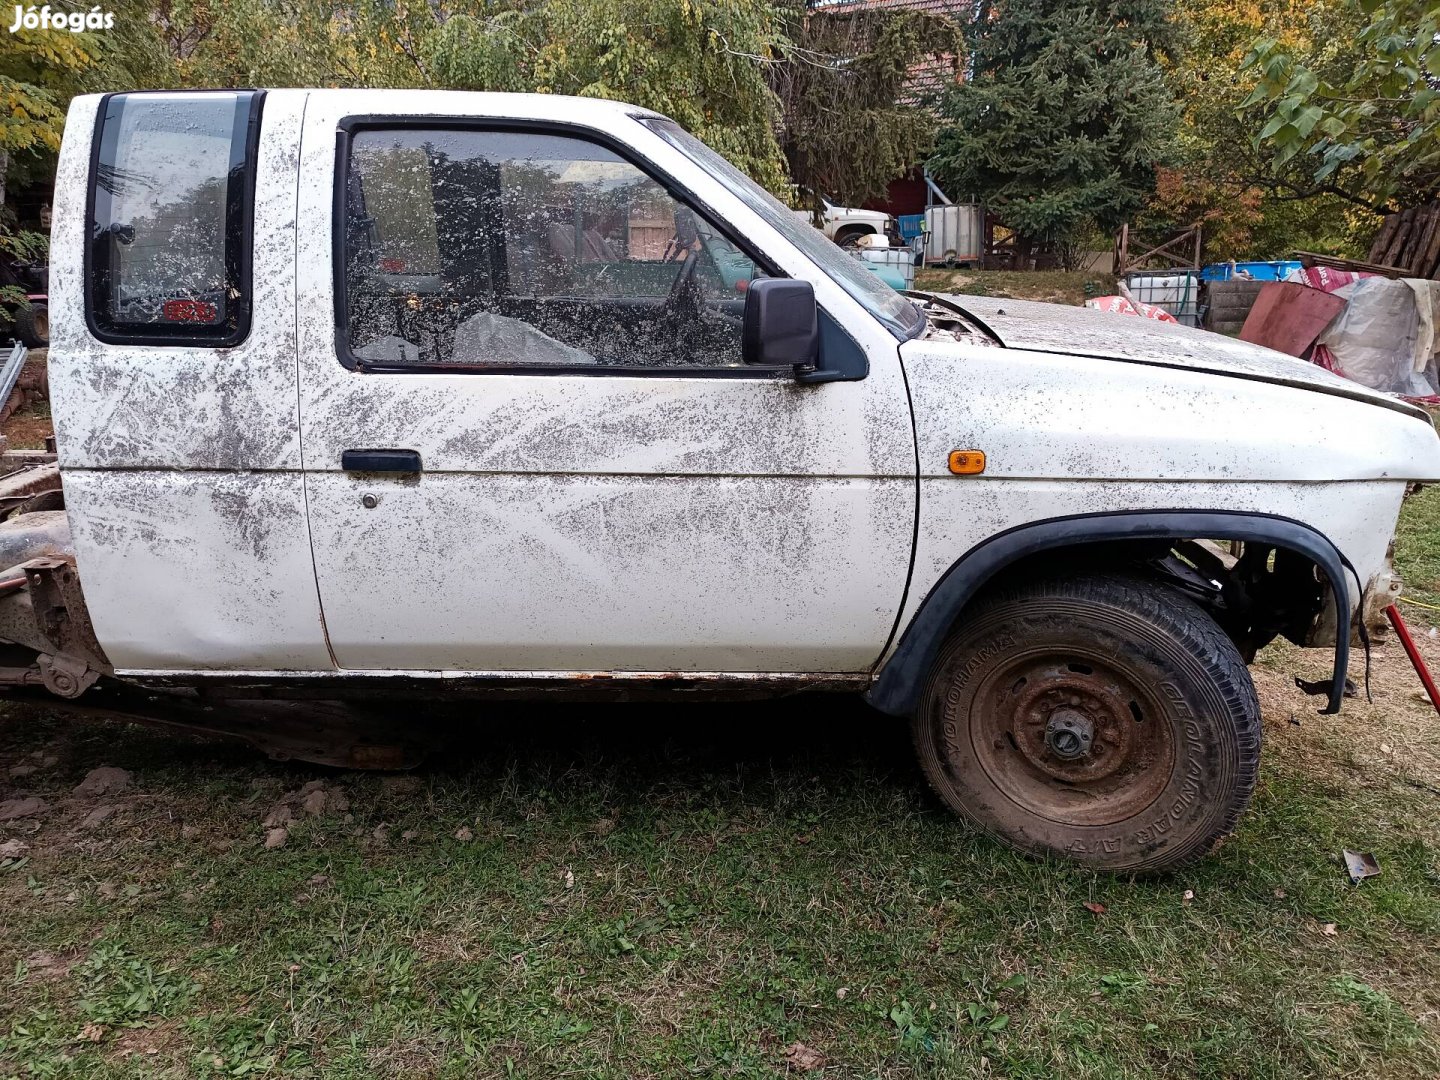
[80,804,119,829]
[0,838,29,859]
[1379,743,1393,755]
[1320,922,1338,937]
[301,789,328,816]
[1181,889,1195,905]
[263,827,288,850]
[0,796,47,822]
[1083,901,1107,915]
[263,804,295,829]
[80,1023,105,1043]
[563,867,575,889]
[401,829,419,841]
[74,766,131,798]
[783,1041,827,1071]
[454,826,473,842]
[836,987,848,1000]
[1273,888,1287,899]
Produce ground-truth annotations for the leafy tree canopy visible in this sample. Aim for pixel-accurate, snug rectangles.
[771,4,963,211]
[1243,0,1439,213]
[929,0,1180,247]
[1141,0,1377,261]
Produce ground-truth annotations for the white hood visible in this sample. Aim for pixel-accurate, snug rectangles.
[939,294,1429,422]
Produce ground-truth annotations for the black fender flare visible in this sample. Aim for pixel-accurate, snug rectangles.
[867,510,1355,717]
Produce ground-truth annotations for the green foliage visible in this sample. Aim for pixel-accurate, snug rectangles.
[772,5,963,210]
[929,0,1179,250]
[428,0,791,192]
[1243,0,1440,211]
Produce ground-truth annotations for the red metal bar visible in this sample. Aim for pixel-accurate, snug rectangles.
[1385,604,1440,713]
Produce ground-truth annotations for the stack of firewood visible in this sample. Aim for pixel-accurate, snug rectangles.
[1368,204,1440,279]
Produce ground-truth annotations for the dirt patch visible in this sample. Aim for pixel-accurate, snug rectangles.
[2,400,52,450]
[1253,617,1440,795]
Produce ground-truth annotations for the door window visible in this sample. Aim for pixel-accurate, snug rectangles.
[87,91,262,345]
[342,128,761,371]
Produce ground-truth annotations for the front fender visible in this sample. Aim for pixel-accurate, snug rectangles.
[868,510,1354,716]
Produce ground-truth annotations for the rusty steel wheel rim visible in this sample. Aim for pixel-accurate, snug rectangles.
[967,650,1175,828]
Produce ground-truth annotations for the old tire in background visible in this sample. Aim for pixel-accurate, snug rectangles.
[913,572,1261,872]
[13,304,48,348]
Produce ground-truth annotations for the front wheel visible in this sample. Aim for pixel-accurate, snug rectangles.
[912,572,1261,872]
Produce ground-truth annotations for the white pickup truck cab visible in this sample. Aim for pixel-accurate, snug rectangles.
[5,88,1439,872]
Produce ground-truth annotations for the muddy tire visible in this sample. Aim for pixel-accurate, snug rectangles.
[912,572,1261,872]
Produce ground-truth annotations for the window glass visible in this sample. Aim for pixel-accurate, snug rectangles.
[643,118,924,341]
[88,91,258,344]
[343,128,761,370]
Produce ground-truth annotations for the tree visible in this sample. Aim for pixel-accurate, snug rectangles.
[1244,0,1439,213]
[928,0,1179,262]
[770,4,963,213]
[428,0,792,192]
[1137,0,1376,261]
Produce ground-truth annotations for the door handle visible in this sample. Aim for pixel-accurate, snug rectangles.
[341,448,422,473]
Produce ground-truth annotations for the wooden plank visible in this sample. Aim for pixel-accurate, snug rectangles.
[1414,208,1440,278]
[1370,212,1401,263]
[1239,281,1347,357]
[1410,209,1440,277]
[1400,209,1430,273]
[1295,250,1409,278]
[1384,207,1416,267]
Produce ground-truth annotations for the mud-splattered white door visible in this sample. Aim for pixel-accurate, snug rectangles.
[294,93,917,673]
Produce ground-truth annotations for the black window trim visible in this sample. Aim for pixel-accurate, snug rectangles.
[332,115,863,381]
[84,88,264,348]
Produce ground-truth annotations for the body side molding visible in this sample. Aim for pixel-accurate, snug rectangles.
[868,510,1353,716]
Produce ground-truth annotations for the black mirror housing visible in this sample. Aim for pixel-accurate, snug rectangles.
[743,278,818,371]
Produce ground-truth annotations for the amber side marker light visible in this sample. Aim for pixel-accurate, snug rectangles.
[948,449,986,475]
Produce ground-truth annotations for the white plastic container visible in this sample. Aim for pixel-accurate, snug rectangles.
[856,246,916,289]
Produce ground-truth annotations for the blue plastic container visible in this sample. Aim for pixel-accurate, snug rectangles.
[1200,260,1303,282]
[897,214,926,242]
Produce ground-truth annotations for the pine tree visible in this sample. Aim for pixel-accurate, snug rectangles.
[929,0,1179,260]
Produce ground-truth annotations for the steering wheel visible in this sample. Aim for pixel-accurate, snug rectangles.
[663,208,704,318]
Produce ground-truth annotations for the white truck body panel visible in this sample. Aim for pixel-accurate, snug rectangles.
[39,87,1440,684]
[49,91,332,671]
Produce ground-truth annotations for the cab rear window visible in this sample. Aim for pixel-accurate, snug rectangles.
[86,91,262,346]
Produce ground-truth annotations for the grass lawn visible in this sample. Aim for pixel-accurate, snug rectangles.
[0,485,1438,1078]
[913,269,1117,307]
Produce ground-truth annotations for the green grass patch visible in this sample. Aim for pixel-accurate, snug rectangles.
[913,269,1116,307]
[3,684,1440,1078]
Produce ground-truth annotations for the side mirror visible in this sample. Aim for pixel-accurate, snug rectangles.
[743,278,818,372]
